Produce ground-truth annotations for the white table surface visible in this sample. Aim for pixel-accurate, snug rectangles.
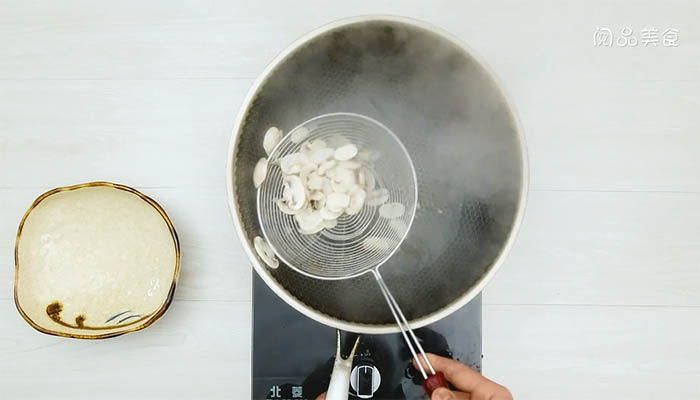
[1,1,699,399]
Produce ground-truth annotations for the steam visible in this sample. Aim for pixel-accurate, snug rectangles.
[246,19,525,324]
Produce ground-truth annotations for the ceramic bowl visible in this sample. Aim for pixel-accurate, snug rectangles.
[14,182,179,339]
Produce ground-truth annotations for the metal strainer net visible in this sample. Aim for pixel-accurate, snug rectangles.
[257,113,417,279]
[257,112,446,381]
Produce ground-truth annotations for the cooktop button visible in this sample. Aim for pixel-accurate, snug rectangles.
[350,364,381,398]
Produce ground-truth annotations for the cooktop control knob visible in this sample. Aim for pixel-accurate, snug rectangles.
[350,364,381,398]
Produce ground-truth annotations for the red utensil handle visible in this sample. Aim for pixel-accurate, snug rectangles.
[423,372,448,395]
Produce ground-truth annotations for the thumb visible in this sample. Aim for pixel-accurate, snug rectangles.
[431,387,457,400]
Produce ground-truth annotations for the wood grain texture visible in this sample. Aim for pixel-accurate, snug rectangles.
[1,0,700,398]
[484,305,700,399]
[0,299,252,399]
[484,190,700,307]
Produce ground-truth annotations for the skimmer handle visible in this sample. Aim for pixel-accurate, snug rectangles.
[372,270,446,395]
[423,371,448,394]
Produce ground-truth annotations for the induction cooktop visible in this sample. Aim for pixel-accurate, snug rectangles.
[252,274,482,400]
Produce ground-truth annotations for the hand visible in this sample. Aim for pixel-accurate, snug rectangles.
[414,353,513,400]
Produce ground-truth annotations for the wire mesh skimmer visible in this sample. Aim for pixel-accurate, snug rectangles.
[257,112,447,391]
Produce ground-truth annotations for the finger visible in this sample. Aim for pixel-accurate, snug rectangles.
[315,392,326,400]
[431,387,471,400]
[414,353,485,393]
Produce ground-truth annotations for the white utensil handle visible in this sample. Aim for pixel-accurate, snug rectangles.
[326,330,359,400]
[326,356,353,400]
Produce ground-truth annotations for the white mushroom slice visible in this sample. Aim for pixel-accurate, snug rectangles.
[334,167,355,184]
[362,236,393,252]
[307,173,324,191]
[389,219,408,237]
[299,162,316,182]
[309,191,326,210]
[347,184,362,193]
[334,144,358,161]
[379,202,405,219]
[325,167,337,180]
[339,160,362,170]
[280,152,309,175]
[302,139,327,156]
[263,127,282,156]
[356,149,381,162]
[320,206,343,220]
[321,179,334,195]
[326,192,350,211]
[254,236,279,269]
[309,191,325,201]
[323,218,338,229]
[282,175,307,210]
[290,127,310,144]
[318,160,337,176]
[294,208,323,231]
[331,168,354,193]
[253,158,268,189]
[331,179,352,193]
[309,147,335,164]
[356,149,371,162]
[346,188,367,216]
[359,168,376,191]
[366,188,390,206]
[276,198,302,215]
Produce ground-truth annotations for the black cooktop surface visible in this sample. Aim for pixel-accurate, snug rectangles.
[252,274,482,400]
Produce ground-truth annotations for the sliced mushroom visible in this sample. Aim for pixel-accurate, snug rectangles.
[290,127,310,144]
[321,179,334,195]
[309,191,326,210]
[359,167,376,191]
[318,160,337,176]
[379,202,405,219]
[334,144,358,161]
[282,175,307,210]
[362,236,392,252]
[298,162,316,182]
[330,167,355,193]
[325,167,337,180]
[366,188,389,207]
[254,236,279,269]
[276,198,302,215]
[320,206,343,221]
[309,147,335,164]
[346,188,367,216]
[280,152,309,175]
[339,160,362,170]
[302,139,327,156]
[333,167,355,184]
[294,208,323,232]
[356,149,371,162]
[253,157,268,189]
[263,127,282,156]
[307,173,324,191]
[326,192,350,211]
[323,218,338,229]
